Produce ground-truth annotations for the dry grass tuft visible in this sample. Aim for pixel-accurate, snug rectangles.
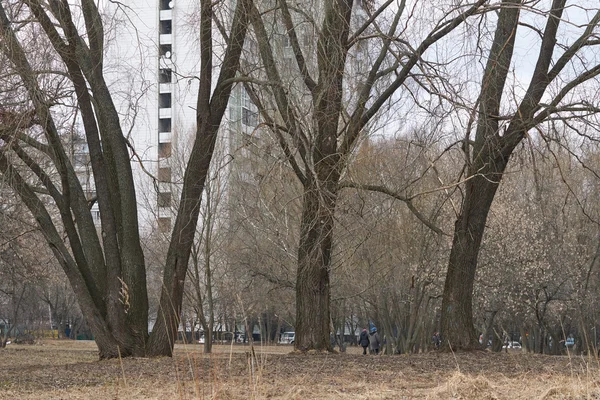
[432,371,499,399]
[536,375,600,399]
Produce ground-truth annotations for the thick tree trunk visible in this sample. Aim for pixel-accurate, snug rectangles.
[441,170,508,350]
[204,329,213,353]
[295,180,337,352]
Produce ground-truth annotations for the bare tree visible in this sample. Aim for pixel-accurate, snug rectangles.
[246,0,487,351]
[441,0,600,349]
[0,0,252,358]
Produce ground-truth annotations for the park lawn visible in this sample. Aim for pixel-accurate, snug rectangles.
[1,340,599,399]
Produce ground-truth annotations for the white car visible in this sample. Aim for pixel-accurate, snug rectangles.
[502,341,521,349]
[279,332,295,344]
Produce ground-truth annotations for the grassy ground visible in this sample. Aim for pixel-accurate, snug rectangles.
[1,340,599,399]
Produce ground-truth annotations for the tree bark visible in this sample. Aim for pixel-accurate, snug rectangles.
[295,178,337,351]
[442,171,510,349]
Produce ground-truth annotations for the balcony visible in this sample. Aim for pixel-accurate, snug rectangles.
[159,0,174,11]
[158,131,172,143]
[159,108,172,118]
[159,58,174,70]
[158,166,171,182]
[159,83,172,94]
[158,118,171,132]
[159,10,172,21]
[158,182,171,195]
[159,44,172,65]
[159,34,172,45]
[158,217,171,233]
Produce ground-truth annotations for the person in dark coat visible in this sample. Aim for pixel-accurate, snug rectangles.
[432,332,441,349]
[359,328,370,355]
[370,328,381,354]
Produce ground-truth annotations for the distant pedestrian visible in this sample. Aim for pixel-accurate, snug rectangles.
[432,332,441,349]
[370,328,381,355]
[359,328,370,355]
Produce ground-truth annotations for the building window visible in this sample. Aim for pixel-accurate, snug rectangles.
[158,142,172,158]
[241,88,252,109]
[73,152,90,166]
[241,89,257,126]
[243,38,260,64]
[242,107,257,127]
[158,192,172,207]
[303,27,313,47]
[159,118,171,132]
[159,0,173,10]
[158,217,171,233]
[284,57,295,72]
[246,38,258,56]
[159,93,172,108]
[160,44,172,59]
[158,167,171,182]
[159,20,172,34]
[159,69,172,83]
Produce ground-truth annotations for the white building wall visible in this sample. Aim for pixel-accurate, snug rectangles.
[102,1,162,228]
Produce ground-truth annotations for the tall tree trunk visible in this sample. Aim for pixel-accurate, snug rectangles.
[147,0,250,356]
[294,0,353,352]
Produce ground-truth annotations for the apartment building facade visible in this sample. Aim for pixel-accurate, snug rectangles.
[102,0,259,232]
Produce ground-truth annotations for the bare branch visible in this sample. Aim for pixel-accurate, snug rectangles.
[338,180,448,236]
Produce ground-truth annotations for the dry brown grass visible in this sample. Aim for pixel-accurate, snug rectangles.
[1,340,599,399]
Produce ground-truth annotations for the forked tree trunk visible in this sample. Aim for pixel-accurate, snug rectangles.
[441,0,575,351]
[292,0,353,352]
[440,0,521,350]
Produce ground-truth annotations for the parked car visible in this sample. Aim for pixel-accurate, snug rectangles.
[279,331,295,345]
[502,341,522,349]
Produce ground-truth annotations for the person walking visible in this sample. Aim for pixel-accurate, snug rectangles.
[432,332,441,349]
[370,328,381,355]
[359,328,370,355]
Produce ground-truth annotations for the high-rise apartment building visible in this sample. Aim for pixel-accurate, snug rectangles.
[101,0,366,232]
[103,0,259,232]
